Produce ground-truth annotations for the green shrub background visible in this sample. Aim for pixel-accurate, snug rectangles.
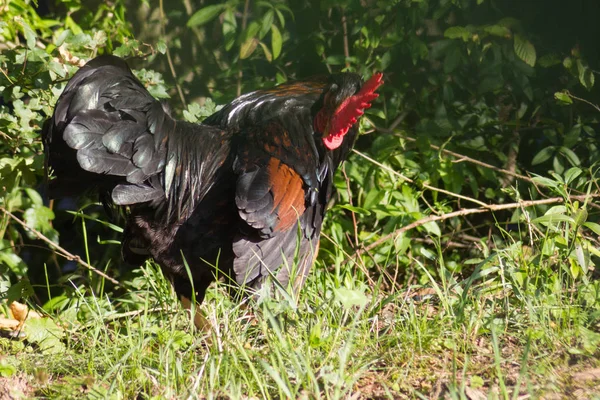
[1,0,599,397]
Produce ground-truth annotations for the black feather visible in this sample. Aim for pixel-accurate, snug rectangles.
[112,183,164,205]
[77,149,137,176]
[63,112,113,150]
[132,134,155,169]
[102,122,145,153]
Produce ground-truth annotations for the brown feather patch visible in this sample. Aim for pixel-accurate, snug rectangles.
[267,158,306,232]
[263,81,327,97]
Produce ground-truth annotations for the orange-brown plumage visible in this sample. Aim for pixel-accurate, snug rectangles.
[266,158,306,232]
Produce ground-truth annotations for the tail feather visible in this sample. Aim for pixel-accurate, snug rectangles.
[112,177,165,206]
[44,55,231,223]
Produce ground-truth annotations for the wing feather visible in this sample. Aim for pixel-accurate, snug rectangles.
[45,55,231,223]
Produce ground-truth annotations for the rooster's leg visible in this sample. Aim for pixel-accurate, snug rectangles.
[180,296,211,331]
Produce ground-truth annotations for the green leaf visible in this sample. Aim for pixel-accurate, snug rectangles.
[584,222,600,235]
[66,210,124,233]
[157,39,167,54]
[0,251,28,276]
[24,205,58,243]
[443,45,461,73]
[0,360,16,378]
[419,247,437,260]
[378,51,391,71]
[564,167,582,185]
[271,24,282,60]
[5,280,34,303]
[43,295,70,313]
[339,204,371,216]
[240,37,258,59]
[24,187,43,205]
[258,41,272,62]
[325,55,345,65]
[55,29,71,47]
[531,175,559,189]
[531,146,555,165]
[187,4,226,27]
[574,208,588,226]
[275,9,285,28]
[514,34,536,67]
[47,60,67,78]
[471,375,485,389]
[444,26,470,41]
[577,60,595,90]
[259,10,274,39]
[543,205,567,215]
[23,317,66,354]
[554,91,573,105]
[223,9,237,51]
[21,20,37,50]
[539,53,561,68]
[244,21,261,42]
[274,3,294,19]
[422,221,441,236]
[483,25,511,38]
[364,189,385,209]
[65,15,83,35]
[533,213,574,225]
[334,287,368,309]
[559,146,581,166]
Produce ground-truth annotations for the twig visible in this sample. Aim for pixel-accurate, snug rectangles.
[0,207,120,286]
[0,67,13,85]
[354,194,599,258]
[101,307,165,321]
[321,53,333,74]
[341,9,350,69]
[341,165,359,248]
[159,0,187,109]
[352,149,488,208]
[400,135,600,208]
[566,91,600,113]
[501,129,521,187]
[402,136,538,186]
[237,0,251,97]
[412,237,471,249]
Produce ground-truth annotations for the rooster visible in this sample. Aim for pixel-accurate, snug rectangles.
[43,55,382,305]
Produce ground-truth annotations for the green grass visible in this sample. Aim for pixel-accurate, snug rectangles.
[2,219,599,399]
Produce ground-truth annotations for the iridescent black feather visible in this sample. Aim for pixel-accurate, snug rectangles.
[44,55,368,302]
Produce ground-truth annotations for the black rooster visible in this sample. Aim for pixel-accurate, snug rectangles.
[43,55,382,305]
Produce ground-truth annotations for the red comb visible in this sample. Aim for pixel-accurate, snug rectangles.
[323,72,384,150]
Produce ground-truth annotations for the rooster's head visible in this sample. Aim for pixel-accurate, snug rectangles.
[314,72,383,150]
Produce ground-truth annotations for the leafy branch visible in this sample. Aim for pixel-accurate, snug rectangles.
[352,194,599,259]
[159,0,187,109]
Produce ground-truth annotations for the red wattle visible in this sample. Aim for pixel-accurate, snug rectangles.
[323,133,344,150]
[321,73,384,150]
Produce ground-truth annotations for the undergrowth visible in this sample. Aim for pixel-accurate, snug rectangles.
[2,199,599,398]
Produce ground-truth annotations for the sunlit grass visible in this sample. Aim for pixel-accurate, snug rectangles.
[5,219,598,399]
